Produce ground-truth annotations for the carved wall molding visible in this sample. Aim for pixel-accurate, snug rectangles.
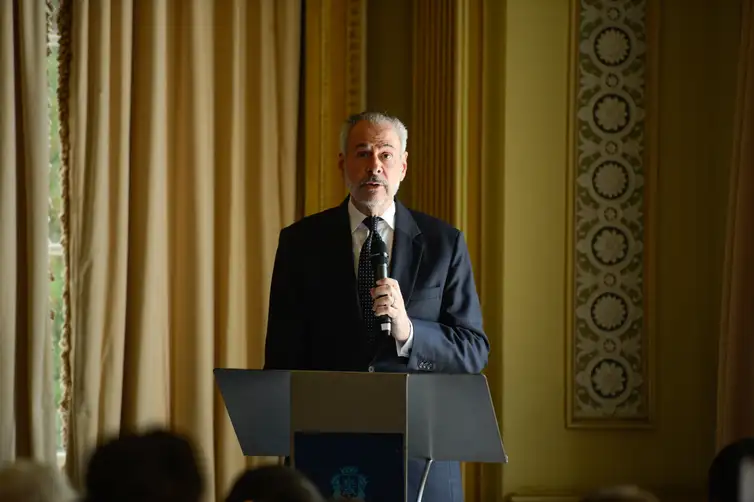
[510,492,704,502]
[410,0,458,224]
[566,0,658,427]
[303,0,366,216]
[509,496,581,502]
[345,0,366,116]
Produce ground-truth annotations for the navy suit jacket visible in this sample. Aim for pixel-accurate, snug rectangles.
[264,197,490,502]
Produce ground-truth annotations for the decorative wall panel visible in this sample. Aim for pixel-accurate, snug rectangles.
[567,0,654,427]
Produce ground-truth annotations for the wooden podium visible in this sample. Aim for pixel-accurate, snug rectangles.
[215,369,507,502]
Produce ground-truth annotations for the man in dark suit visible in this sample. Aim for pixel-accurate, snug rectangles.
[264,111,489,502]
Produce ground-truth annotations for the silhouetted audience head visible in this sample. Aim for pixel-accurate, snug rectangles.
[0,459,77,502]
[83,429,203,502]
[709,437,754,502]
[581,485,658,502]
[225,465,325,502]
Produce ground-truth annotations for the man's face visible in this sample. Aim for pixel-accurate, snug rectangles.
[338,120,407,215]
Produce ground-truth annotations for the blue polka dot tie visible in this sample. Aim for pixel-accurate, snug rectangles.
[357,216,382,346]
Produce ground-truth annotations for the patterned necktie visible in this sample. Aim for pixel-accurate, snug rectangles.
[357,216,383,346]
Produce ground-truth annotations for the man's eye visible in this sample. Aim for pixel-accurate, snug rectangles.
[357,151,370,157]
[381,153,393,160]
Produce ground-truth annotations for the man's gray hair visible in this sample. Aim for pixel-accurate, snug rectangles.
[339,111,408,154]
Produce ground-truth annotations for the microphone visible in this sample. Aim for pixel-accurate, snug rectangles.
[369,237,392,337]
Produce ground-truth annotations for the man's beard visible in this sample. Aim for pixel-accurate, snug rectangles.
[345,175,400,210]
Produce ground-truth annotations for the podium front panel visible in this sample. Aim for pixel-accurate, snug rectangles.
[290,371,408,433]
[289,372,409,502]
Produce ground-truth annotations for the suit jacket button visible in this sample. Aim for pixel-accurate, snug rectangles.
[368,365,375,373]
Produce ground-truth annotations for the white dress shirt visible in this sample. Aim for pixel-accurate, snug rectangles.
[347,199,414,357]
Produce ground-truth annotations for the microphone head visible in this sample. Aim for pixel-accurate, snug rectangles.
[369,238,389,266]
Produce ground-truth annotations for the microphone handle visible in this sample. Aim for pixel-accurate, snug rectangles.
[374,263,392,337]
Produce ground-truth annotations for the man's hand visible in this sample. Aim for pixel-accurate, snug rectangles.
[371,278,410,342]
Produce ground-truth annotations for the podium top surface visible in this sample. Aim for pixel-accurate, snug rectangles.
[214,369,507,463]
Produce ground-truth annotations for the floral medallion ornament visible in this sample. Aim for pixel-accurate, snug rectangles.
[569,0,650,425]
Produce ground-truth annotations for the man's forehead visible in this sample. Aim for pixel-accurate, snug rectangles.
[348,121,398,148]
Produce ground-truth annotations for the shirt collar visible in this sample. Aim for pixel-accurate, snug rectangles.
[348,197,396,234]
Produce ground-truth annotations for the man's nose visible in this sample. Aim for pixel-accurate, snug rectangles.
[367,155,383,174]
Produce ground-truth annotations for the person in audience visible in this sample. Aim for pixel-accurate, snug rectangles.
[225,465,325,502]
[709,437,754,502]
[581,485,659,502]
[0,459,77,502]
[83,429,203,502]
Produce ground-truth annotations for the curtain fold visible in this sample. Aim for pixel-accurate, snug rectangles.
[0,0,57,463]
[716,0,754,449]
[59,0,301,498]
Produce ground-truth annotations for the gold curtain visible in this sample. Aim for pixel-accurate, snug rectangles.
[57,0,301,498]
[716,0,754,448]
[0,0,58,463]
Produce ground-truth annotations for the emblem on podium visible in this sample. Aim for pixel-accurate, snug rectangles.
[330,466,367,499]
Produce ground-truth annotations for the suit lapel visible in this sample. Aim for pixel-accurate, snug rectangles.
[391,201,423,303]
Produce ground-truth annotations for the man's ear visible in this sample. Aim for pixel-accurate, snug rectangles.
[338,152,345,173]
